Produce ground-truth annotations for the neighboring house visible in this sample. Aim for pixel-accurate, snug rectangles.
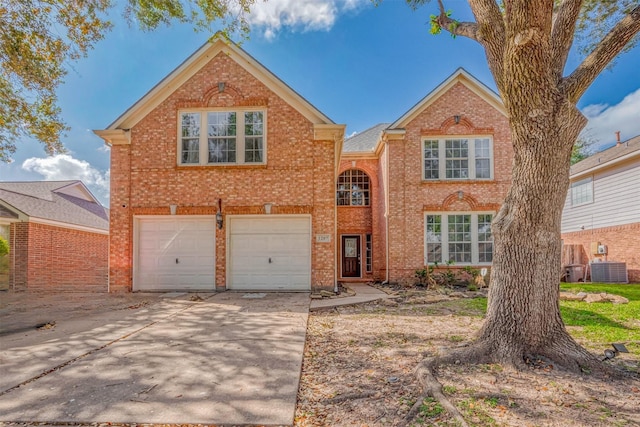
[561,135,640,283]
[0,180,109,292]
[95,37,513,293]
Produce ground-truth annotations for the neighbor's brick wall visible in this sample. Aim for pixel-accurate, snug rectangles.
[110,51,336,292]
[562,222,640,282]
[8,222,107,292]
[387,82,513,283]
[336,158,384,281]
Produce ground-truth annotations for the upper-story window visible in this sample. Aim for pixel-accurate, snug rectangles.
[337,169,370,206]
[570,177,593,206]
[423,137,493,180]
[179,110,265,165]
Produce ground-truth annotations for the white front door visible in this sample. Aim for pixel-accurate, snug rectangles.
[228,216,311,291]
[135,216,215,291]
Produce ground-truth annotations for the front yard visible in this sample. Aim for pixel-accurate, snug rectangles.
[295,283,640,427]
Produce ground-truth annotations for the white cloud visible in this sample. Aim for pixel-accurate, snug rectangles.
[581,88,640,151]
[247,0,369,39]
[22,154,110,203]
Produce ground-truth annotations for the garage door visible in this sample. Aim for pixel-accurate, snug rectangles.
[228,216,311,291]
[135,216,215,291]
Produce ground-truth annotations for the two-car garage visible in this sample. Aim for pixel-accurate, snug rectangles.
[134,215,311,292]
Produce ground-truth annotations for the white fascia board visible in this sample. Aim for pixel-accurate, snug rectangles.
[29,217,109,235]
[390,68,505,129]
[571,150,640,180]
[103,39,334,132]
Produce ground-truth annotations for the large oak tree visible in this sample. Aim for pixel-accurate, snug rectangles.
[403,1,640,423]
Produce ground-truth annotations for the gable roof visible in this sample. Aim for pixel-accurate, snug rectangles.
[389,68,505,129]
[0,181,108,232]
[100,36,334,135]
[343,123,390,153]
[570,135,640,179]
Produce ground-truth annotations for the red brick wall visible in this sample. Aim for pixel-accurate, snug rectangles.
[386,82,513,283]
[110,51,336,291]
[8,222,108,292]
[562,223,640,282]
[337,158,383,281]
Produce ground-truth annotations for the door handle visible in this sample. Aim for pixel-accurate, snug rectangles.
[268,257,272,263]
[176,258,179,264]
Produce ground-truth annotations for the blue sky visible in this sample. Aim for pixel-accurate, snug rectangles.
[2,0,640,205]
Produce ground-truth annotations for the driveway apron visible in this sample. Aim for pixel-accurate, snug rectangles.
[0,292,309,425]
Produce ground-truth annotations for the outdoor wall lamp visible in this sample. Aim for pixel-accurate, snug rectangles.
[169,204,177,215]
[602,343,629,361]
[457,190,464,200]
[454,115,461,124]
[216,198,223,229]
[264,203,273,214]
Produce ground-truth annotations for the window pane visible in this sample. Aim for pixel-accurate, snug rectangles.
[207,112,236,163]
[448,214,471,263]
[244,111,264,163]
[423,140,439,179]
[570,178,593,205]
[208,138,236,163]
[474,138,491,179]
[336,170,370,206]
[426,215,442,263]
[181,113,200,164]
[445,139,469,179]
[478,214,493,263]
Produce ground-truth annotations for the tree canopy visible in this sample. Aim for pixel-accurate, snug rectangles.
[0,0,255,162]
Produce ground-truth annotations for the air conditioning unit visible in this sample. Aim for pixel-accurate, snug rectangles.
[597,245,608,255]
[590,262,628,283]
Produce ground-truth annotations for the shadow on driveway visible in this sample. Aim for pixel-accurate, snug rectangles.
[0,291,309,425]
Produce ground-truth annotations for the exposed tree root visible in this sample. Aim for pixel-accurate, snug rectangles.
[405,334,622,427]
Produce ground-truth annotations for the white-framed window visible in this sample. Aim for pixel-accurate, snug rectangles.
[570,177,593,206]
[424,212,494,265]
[337,169,370,206]
[178,109,265,165]
[422,137,493,180]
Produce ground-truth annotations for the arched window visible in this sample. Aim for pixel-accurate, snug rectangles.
[337,169,370,206]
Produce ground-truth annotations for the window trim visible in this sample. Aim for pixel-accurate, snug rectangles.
[570,177,594,207]
[421,136,494,181]
[365,233,372,273]
[177,108,267,166]
[336,169,371,206]
[423,211,494,266]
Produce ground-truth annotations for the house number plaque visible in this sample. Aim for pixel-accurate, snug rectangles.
[316,234,331,243]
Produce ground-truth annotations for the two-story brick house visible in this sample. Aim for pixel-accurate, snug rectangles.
[96,38,512,292]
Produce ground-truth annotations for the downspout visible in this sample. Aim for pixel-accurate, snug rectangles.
[382,136,390,285]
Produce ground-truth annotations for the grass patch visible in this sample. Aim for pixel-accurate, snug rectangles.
[560,283,640,351]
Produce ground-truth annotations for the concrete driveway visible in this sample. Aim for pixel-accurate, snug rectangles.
[0,291,309,425]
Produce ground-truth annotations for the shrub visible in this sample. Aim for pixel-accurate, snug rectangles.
[0,236,8,257]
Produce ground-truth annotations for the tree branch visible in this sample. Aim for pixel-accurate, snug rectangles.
[467,0,507,92]
[550,0,584,81]
[434,0,480,41]
[562,5,640,103]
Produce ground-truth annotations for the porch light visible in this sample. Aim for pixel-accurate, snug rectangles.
[170,204,177,215]
[216,198,223,229]
[264,203,273,214]
[457,190,464,200]
[454,115,461,124]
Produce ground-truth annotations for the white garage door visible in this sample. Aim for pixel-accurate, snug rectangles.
[228,216,311,291]
[135,216,215,291]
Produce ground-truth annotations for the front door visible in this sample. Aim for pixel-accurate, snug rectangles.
[342,235,361,278]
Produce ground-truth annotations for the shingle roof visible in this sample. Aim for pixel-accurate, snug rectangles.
[343,123,389,153]
[0,181,108,231]
[571,135,640,177]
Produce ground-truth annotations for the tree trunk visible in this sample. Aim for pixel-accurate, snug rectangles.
[475,29,598,369]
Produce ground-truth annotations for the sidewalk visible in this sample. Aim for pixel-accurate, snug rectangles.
[310,283,391,311]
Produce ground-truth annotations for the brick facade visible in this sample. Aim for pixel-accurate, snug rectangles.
[385,82,512,284]
[108,49,337,292]
[562,223,640,283]
[8,222,108,292]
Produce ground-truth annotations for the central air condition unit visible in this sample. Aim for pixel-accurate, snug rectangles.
[590,262,628,283]
[597,245,608,254]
